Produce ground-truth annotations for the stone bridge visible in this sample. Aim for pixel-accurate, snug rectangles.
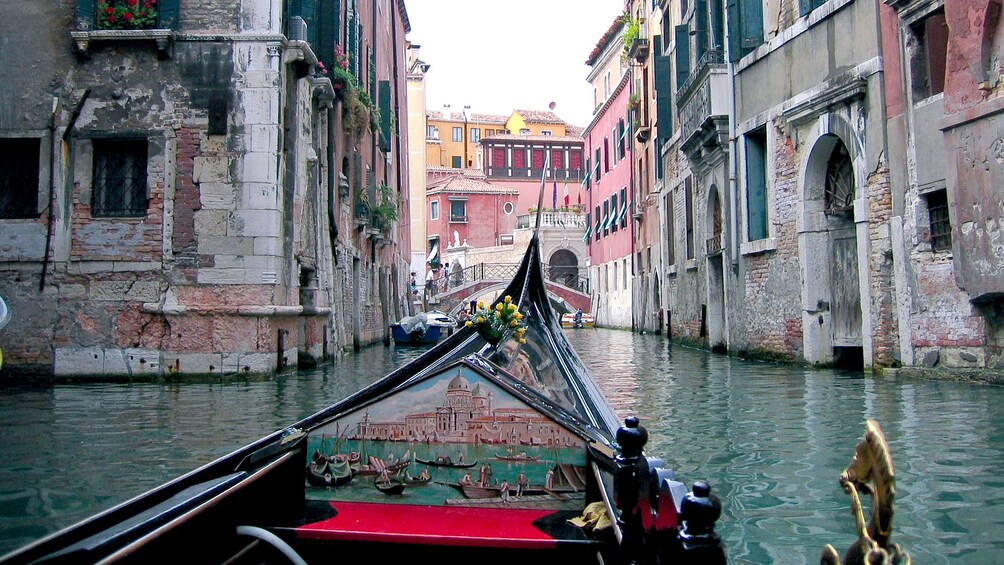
[427,263,590,316]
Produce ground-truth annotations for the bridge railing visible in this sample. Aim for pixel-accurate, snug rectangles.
[431,263,589,295]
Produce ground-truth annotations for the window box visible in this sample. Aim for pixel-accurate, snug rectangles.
[72,0,178,57]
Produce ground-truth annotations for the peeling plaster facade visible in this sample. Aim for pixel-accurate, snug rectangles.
[0,0,412,377]
[639,0,1002,372]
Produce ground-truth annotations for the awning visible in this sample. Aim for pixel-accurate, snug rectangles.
[426,242,439,264]
[582,225,592,242]
[618,202,628,223]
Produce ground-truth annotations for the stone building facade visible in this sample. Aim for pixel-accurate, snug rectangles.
[0,0,412,377]
[630,0,1003,372]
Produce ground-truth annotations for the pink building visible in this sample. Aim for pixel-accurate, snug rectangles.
[424,174,519,265]
[583,74,634,329]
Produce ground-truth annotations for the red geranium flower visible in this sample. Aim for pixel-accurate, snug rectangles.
[127,0,138,5]
[106,6,114,14]
[123,12,133,20]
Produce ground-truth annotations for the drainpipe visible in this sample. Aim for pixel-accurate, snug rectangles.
[41,90,90,292]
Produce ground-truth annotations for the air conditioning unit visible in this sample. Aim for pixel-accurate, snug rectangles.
[289,17,307,41]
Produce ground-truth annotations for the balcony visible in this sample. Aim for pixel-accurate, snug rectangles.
[677,49,730,161]
[706,234,723,257]
[449,215,468,223]
[627,37,650,63]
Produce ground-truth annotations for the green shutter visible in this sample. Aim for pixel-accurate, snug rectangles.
[675,25,690,90]
[158,0,179,29]
[76,0,95,29]
[711,0,725,52]
[654,54,673,140]
[695,0,709,63]
[726,0,742,62]
[319,0,340,70]
[378,80,392,151]
[741,0,764,52]
[745,133,768,241]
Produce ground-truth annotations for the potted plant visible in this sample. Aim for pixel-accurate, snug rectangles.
[97,0,159,30]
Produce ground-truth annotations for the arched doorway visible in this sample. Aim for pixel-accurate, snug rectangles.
[547,249,579,289]
[801,131,864,369]
[705,185,727,353]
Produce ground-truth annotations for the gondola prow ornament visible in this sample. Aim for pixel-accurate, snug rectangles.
[613,417,726,564]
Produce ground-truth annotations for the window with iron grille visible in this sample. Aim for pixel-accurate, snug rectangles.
[926,189,952,252]
[0,138,40,219]
[92,139,148,218]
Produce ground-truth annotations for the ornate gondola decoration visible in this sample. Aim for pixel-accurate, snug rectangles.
[821,420,911,565]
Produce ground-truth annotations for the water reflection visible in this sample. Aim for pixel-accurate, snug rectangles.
[1,332,1003,563]
[565,329,1004,564]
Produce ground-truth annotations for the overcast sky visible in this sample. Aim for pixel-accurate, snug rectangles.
[404,0,625,128]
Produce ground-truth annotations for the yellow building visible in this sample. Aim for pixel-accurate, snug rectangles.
[425,109,507,170]
[425,108,580,171]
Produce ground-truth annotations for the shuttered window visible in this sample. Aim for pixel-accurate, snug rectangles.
[744,127,768,241]
[675,25,690,89]
[654,53,673,139]
[727,0,763,62]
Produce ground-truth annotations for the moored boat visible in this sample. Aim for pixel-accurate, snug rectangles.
[0,182,727,564]
[414,456,478,469]
[560,310,594,328]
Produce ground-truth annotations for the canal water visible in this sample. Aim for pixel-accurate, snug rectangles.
[1,328,1002,563]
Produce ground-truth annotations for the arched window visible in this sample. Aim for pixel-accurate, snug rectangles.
[824,141,854,217]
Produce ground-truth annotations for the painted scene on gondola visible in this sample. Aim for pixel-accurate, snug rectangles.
[305,364,589,510]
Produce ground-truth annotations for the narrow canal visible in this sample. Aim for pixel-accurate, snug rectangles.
[1,328,1002,563]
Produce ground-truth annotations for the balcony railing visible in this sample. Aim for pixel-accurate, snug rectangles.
[628,37,650,63]
[516,211,588,230]
[449,214,468,223]
[706,234,723,256]
[677,49,729,152]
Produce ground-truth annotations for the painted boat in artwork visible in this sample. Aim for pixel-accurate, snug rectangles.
[0,204,728,564]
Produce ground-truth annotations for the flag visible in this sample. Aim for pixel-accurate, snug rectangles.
[563,183,569,206]
[552,181,557,210]
[577,189,582,206]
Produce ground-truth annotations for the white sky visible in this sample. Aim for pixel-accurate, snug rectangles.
[404,0,625,128]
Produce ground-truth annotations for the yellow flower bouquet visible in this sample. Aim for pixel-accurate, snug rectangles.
[465,295,527,346]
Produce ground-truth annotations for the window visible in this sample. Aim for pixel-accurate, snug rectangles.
[451,156,462,168]
[744,126,768,241]
[685,176,694,259]
[503,201,514,215]
[799,0,826,17]
[618,119,627,160]
[611,193,618,232]
[430,200,439,220]
[613,262,619,290]
[603,138,610,172]
[450,199,466,222]
[519,128,531,135]
[666,190,676,266]
[726,0,764,62]
[910,8,949,100]
[594,148,602,181]
[603,199,610,236]
[541,130,552,136]
[92,139,148,218]
[620,187,628,228]
[926,189,952,252]
[623,258,628,287]
[0,138,40,219]
[452,127,462,142]
[428,126,439,139]
[471,128,481,143]
[500,234,514,245]
[611,127,618,165]
[594,205,601,241]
